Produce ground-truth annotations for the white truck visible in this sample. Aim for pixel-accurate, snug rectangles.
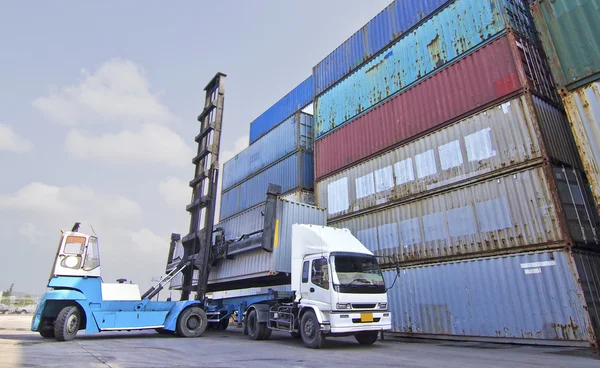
[204,224,392,348]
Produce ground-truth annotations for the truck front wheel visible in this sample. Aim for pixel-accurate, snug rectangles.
[355,331,379,345]
[177,307,207,337]
[300,311,325,349]
[54,306,80,341]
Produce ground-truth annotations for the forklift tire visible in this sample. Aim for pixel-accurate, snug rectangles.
[176,307,207,338]
[246,309,269,340]
[39,327,55,339]
[355,331,379,345]
[54,306,80,341]
[300,310,325,349]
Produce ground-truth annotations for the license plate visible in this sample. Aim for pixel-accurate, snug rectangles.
[360,313,373,323]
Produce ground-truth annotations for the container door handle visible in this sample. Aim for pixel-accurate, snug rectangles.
[310,287,315,293]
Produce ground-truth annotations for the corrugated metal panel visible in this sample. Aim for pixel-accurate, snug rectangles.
[220,151,314,220]
[216,203,266,241]
[532,94,582,169]
[383,250,593,344]
[313,0,449,96]
[573,250,600,346]
[313,0,536,97]
[563,81,600,216]
[332,167,565,263]
[208,198,326,285]
[316,95,541,219]
[314,0,538,138]
[315,34,552,180]
[531,0,600,91]
[249,76,313,144]
[222,112,313,191]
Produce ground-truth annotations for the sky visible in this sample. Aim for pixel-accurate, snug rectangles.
[0,0,391,297]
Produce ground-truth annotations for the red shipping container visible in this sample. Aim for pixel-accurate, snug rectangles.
[315,32,555,180]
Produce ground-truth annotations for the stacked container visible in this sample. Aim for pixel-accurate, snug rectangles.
[220,79,315,221]
[531,0,600,217]
[313,0,600,348]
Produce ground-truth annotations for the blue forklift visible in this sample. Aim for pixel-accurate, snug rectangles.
[31,222,205,341]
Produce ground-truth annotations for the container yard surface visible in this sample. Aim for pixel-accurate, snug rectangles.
[1,315,598,368]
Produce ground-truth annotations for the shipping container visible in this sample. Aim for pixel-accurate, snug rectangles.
[314,33,557,180]
[330,166,596,263]
[282,190,315,206]
[313,0,449,96]
[220,151,314,220]
[530,0,600,91]
[317,94,543,219]
[209,198,326,286]
[223,112,313,191]
[249,76,313,144]
[383,249,599,347]
[170,197,326,289]
[562,81,600,216]
[314,0,540,138]
[314,0,536,97]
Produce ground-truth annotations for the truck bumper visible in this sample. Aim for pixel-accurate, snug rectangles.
[328,311,391,334]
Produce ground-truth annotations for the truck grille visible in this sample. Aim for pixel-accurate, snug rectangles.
[352,303,376,309]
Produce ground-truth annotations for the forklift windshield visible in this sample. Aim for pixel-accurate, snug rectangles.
[331,253,385,294]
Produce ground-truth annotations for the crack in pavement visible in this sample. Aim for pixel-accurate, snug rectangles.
[73,341,113,368]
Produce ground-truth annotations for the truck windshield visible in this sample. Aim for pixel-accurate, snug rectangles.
[331,254,385,294]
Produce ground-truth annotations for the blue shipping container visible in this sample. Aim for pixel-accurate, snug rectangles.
[249,76,314,144]
[315,0,535,138]
[220,151,314,220]
[222,112,313,191]
[313,0,449,96]
[383,250,593,343]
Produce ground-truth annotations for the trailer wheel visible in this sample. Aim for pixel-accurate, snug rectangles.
[247,309,269,340]
[300,310,325,349]
[54,306,80,341]
[176,307,207,337]
[355,331,379,345]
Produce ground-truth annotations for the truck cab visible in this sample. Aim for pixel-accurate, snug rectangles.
[244,224,391,348]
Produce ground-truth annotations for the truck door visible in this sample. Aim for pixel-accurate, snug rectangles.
[306,256,331,311]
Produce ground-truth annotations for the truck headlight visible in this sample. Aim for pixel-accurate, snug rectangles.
[378,303,387,309]
[336,303,350,310]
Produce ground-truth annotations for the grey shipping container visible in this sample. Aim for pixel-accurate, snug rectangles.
[209,198,326,286]
[317,94,581,221]
[170,197,326,290]
[331,166,597,265]
[383,249,600,348]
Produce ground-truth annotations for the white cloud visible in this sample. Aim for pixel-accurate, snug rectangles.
[0,124,33,153]
[0,182,141,222]
[65,124,193,167]
[159,177,191,208]
[215,135,248,221]
[33,58,175,127]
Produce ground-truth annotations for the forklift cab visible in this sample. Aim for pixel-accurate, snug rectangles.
[51,226,141,301]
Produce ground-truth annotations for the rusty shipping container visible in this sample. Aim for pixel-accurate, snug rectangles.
[383,249,600,348]
[329,166,597,264]
[314,0,540,138]
[317,94,582,221]
[530,0,600,91]
[562,81,600,217]
[314,33,557,180]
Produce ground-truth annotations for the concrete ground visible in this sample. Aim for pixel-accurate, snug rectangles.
[0,315,598,368]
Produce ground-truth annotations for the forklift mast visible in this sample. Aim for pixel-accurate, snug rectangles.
[179,72,227,302]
